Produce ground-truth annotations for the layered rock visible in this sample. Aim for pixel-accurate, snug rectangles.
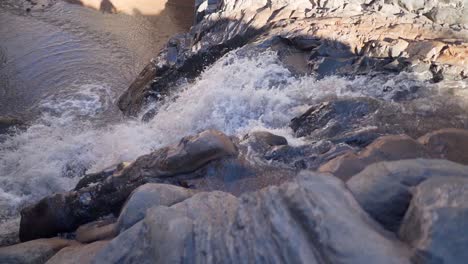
[118,0,468,117]
[92,172,414,264]
[319,128,468,179]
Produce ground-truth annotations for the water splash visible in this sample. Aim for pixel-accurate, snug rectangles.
[0,50,465,224]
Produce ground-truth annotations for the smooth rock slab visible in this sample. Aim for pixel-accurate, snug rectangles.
[347,159,468,232]
[319,134,430,180]
[399,177,468,264]
[93,172,413,264]
[46,241,109,264]
[0,238,78,264]
[418,128,468,165]
[116,183,196,233]
[76,219,117,243]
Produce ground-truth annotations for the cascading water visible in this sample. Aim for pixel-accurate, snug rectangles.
[1,48,467,231]
[1,0,468,246]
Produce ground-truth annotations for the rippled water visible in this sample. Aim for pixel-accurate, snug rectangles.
[0,0,190,118]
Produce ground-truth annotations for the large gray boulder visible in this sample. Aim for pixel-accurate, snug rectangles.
[20,130,237,241]
[116,183,196,232]
[399,177,468,264]
[347,159,468,232]
[0,238,78,264]
[92,172,413,264]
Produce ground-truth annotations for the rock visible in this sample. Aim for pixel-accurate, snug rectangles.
[93,172,413,263]
[240,131,288,155]
[399,177,468,264]
[319,135,430,180]
[118,0,468,117]
[347,159,468,232]
[0,238,78,264]
[418,128,468,165]
[290,98,378,138]
[45,241,108,264]
[76,219,117,243]
[123,129,238,179]
[20,130,237,241]
[116,183,196,233]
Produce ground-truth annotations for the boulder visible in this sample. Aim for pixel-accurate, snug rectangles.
[46,241,109,264]
[93,172,413,263]
[20,130,237,241]
[116,183,196,232]
[240,131,288,155]
[418,128,468,165]
[0,218,20,247]
[347,159,468,232]
[76,219,117,243]
[0,238,78,264]
[399,177,468,264]
[319,135,430,180]
[290,98,380,139]
[119,0,468,117]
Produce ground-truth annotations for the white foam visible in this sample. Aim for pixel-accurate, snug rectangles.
[0,50,452,221]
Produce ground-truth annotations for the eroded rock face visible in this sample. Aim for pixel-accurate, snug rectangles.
[119,0,468,117]
[347,159,468,232]
[92,172,413,264]
[19,130,237,241]
[399,177,468,264]
[0,238,78,264]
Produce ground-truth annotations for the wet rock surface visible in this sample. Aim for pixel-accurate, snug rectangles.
[19,130,238,241]
[119,0,468,117]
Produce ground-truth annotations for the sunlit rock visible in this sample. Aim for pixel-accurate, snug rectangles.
[92,172,413,263]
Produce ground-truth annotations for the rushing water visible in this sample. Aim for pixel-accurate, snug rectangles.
[0,0,193,241]
[1,0,468,244]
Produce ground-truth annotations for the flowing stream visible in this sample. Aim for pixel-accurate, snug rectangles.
[1,0,468,243]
